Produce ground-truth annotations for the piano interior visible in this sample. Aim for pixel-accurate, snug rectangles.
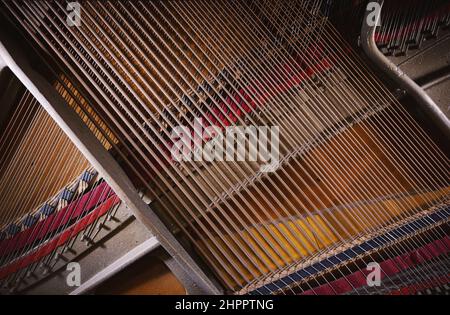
[0,0,449,295]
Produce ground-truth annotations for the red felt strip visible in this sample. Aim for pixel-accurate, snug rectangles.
[388,274,450,295]
[301,236,450,295]
[0,182,112,257]
[0,195,119,280]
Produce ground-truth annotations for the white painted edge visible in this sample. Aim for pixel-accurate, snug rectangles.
[70,236,160,295]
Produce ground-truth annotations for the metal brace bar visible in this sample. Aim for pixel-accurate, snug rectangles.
[361,0,450,138]
[0,30,223,295]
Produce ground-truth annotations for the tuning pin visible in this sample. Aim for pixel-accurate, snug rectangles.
[42,266,51,275]
[81,234,94,245]
[53,252,61,261]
